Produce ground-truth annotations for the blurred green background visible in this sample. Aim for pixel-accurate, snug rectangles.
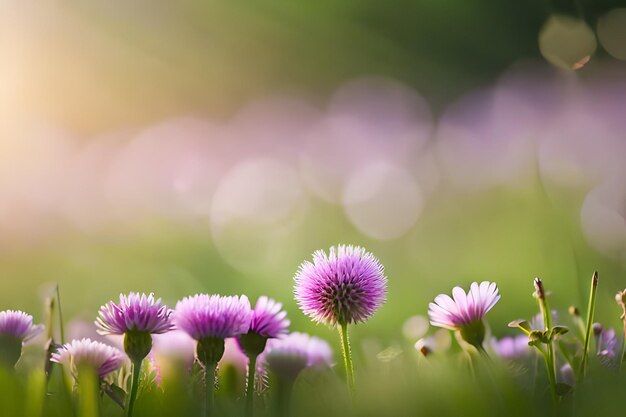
[1,0,625,358]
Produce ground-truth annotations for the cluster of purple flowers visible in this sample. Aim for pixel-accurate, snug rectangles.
[2,245,626,417]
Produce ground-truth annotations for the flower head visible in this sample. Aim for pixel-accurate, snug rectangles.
[249,297,290,338]
[428,281,500,347]
[0,310,45,367]
[294,245,387,326]
[258,332,333,380]
[238,296,289,358]
[598,328,618,358]
[491,335,531,360]
[428,281,500,330]
[51,338,126,378]
[96,293,173,336]
[174,294,251,340]
[0,310,44,342]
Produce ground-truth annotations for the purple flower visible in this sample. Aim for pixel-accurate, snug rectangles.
[258,332,333,380]
[428,281,500,330]
[294,245,387,326]
[491,335,531,360]
[174,294,251,340]
[0,310,44,342]
[560,363,575,386]
[598,328,618,358]
[249,296,290,338]
[96,293,173,335]
[51,338,126,378]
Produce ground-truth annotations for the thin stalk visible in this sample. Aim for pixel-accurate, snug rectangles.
[534,278,557,401]
[245,356,257,416]
[617,320,626,371]
[127,360,142,417]
[204,363,217,417]
[580,271,598,377]
[541,351,558,404]
[338,322,355,398]
[56,285,65,344]
[44,292,56,383]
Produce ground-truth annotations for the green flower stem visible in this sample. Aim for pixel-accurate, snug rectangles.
[56,285,65,344]
[476,345,494,366]
[78,367,99,417]
[127,360,142,417]
[245,355,257,417]
[338,322,355,399]
[541,351,558,404]
[580,271,598,377]
[274,377,294,417]
[534,278,557,402]
[205,363,217,417]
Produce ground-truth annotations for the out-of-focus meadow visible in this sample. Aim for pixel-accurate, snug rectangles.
[1,0,625,352]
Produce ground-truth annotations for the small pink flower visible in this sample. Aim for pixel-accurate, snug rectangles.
[52,338,126,378]
[428,281,500,330]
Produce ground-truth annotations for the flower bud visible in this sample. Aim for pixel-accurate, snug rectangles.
[458,320,486,349]
[592,322,604,337]
[196,337,226,366]
[237,332,268,358]
[124,331,153,363]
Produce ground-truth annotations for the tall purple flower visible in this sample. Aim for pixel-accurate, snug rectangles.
[294,245,387,326]
[236,296,289,410]
[0,310,44,367]
[174,294,252,415]
[51,338,126,378]
[428,281,500,348]
[96,292,173,417]
[294,244,386,397]
[96,293,173,336]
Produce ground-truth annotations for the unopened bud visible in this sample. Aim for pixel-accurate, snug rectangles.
[592,322,603,337]
[568,306,580,317]
[415,338,432,357]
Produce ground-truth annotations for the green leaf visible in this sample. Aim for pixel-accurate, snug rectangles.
[508,320,531,334]
[103,382,126,410]
[549,326,569,340]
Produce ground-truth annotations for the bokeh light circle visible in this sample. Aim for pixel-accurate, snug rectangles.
[538,15,597,70]
[210,158,307,273]
[597,8,626,61]
[343,162,423,240]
